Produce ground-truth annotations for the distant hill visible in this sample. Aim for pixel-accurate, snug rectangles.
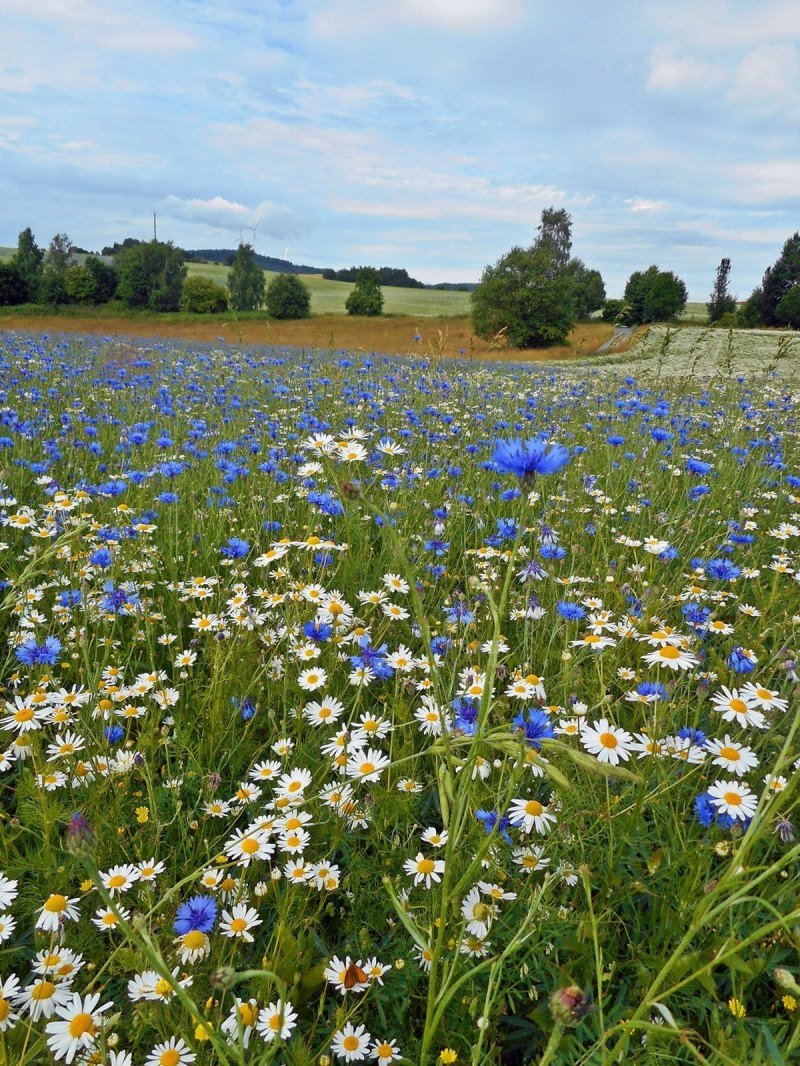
[184,248,323,274]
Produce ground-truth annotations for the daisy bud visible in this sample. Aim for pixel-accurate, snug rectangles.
[774,968,800,996]
[66,811,95,858]
[210,965,237,990]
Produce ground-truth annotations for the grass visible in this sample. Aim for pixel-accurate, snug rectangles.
[0,330,798,1065]
[0,307,615,362]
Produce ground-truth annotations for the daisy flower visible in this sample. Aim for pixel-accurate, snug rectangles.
[403,853,445,888]
[220,998,260,1047]
[325,955,369,995]
[297,667,327,691]
[346,747,391,782]
[707,780,758,821]
[0,874,18,910]
[44,990,113,1064]
[420,827,448,848]
[706,736,759,776]
[711,687,767,729]
[461,886,495,938]
[92,905,131,933]
[371,1037,402,1064]
[16,976,73,1020]
[36,893,80,933]
[332,1022,372,1061]
[740,682,789,713]
[99,864,140,897]
[175,929,211,964]
[0,973,20,1031]
[512,845,550,873]
[507,796,557,834]
[219,904,262,942]
[581,719,633,765]
[144,1037,196,1066]
[255,998,298,1042]
[641,644,699,670]
[224,826,274,866]
[303,697,345,726]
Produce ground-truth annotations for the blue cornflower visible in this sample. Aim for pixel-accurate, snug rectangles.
[636,681,668,702]
[220,537,250,559]
[173,895,217,935]
[475,809,512,845]
[89,546,113,568]
[511,708,556,749]
[727,647,756,674]
[443,601,475,626]
[452,697,478,736]
[16,636,62,666]
[706,559,741,581]
[694,791,715,828]
[303,620,333,643]
[100,581,140,615]
[677,727,707,746]
[557,600,585,621]
[104,724,124,745]
[350,636,393,679]
[686,458,712,476]
[492,438,570,484]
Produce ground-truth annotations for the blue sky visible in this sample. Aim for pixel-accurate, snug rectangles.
[1,0,798,296]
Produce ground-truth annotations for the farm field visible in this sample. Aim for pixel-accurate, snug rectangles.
[0,330,798,1065]
[0,311,615,363]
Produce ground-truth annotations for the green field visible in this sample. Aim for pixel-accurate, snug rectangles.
[185,260,471,316]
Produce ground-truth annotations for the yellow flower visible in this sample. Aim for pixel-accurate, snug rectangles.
[783,994,797,1012]
[439,1051,458,1064]
[194,1021,213,1041]
[728,997,746,1019]
[79,879,93,894]
[135,806,149,824]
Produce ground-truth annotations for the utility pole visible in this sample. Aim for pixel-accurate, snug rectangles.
[153,213,157,241]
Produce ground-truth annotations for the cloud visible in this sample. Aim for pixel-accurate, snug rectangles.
[160,195,305,239]
[647,45,723,92]
[625,198,670,214]
[312,0,523,37]
[733,43,800,106]
[729,161,800,203]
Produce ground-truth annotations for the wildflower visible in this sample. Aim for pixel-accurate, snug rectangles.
[581,719,633,765]
[0,973,20,1031]
[221,998,260,1046]
[492,438,570,483]
[707,780,758,821]
[220,904,262,942]
[36,893,80,933]
[254,998,297,1042]
[508,796,556,834]
[44,990,114,1063]
[728,997,746,1019]
[371,1037,402,1064]
[325,956,369,995]
[439,1051,458,1064]
[332,1022,372,1061]
[144,1037,196,1065]
[549,985,594,1026]
[173,895,217,935]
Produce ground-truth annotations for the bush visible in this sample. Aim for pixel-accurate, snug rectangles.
[228,243,265,311]
[84,256,118,303]
[714,311,739,329]
[623,266,687,324]
[0,262,28,306]
[180,276,229,313]
[116,241,186,312]
[345,268,384,316]
[265,273,311,319]
[775,284,800,328]
[601,299,633,325]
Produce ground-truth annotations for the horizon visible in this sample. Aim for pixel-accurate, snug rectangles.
[2,1,799,300]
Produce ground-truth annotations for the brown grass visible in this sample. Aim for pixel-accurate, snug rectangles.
[0,313,615,363]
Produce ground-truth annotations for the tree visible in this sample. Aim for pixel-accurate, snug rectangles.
[180,276,229,313]
[265,273,311,319]
[39,232,73,306]
[567,259,606,320]
[623,266,687,324]
[534,207,573,269]
[775,285,800,328]
[707,258,737,323]
[471,244,575,348]
[84,256,117,303]
[12,227,44,300]
[345,267,383,316]
[758,232,800,327]
[228,243,265,311]
[0,262,28,306]
[601,298,633,324]
[64,265,97,305]
[116,241,186,312]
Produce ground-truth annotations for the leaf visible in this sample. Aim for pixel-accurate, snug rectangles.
[652,1001,678,1029]
[544,740,644,784]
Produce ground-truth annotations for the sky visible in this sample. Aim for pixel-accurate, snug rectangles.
[1,0,799,297]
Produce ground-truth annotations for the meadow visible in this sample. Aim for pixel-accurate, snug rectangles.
[0,331,798,1066]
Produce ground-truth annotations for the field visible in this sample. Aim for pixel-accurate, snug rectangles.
[0,329,798,1066]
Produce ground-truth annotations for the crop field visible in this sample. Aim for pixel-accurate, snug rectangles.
[0,331,799,1066]
[594,324,800,379]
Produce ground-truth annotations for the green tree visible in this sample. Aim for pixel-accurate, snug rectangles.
[601,298,633,325]
[0,262,28,305]
[84,256,117,303]
[64,265,97,305]
[759,232,800,326]
[775,284,800,328]
[623,266,687,323]
[345,267,383,316]
[534,207,573,269]
[265,273,311,319]
[707,257,737,323]
[568,259,606,319]
[180,276,229,313]
[12,227,44,300]
[471,244,574,348]
[116,241,186,312]
[227,243,265,311]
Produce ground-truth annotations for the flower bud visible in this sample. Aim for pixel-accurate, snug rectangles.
[549,985,593,1027]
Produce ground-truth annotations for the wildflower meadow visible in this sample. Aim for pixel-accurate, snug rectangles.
[0,330,799,1066]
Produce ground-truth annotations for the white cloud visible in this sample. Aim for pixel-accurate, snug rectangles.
[312,0,523,37]
[730,160,800,202]
[647,44,723,92]
[733,43,800,105]
[160,195,304,239]
[625,198,670,213]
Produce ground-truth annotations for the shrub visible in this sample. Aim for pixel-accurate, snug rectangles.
[180,276,229,313]
[228,243,265,311]
[345,267,384,316]
[265,273,311,319]
[601,299,633,325]
[116,241,186,312]
[775,284,800,329]
[0,262,28,306]
[64,265,98,305]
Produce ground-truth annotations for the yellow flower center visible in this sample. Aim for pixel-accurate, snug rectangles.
[44,894,67,913]
[107,875,126,889]
[418,858,435,875]
[723,791,742,806]
[68,1012,96,1038]
[719,746,740,761]
[599,732,618,749]
[660,646,680,659]
[154,978,172,998]
[525,800,544,816]
[344,1035,360,1051]
[729,698,747,713]
[239,1002,258,1026]
[160,1051,180,1066]
[241,837,259,854]
[15,708,35,722]
[32,980,55,1000]
[360,762,375,775]
[0,998,8,1022]
[183,930,206,949]
[230,917,247,933]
